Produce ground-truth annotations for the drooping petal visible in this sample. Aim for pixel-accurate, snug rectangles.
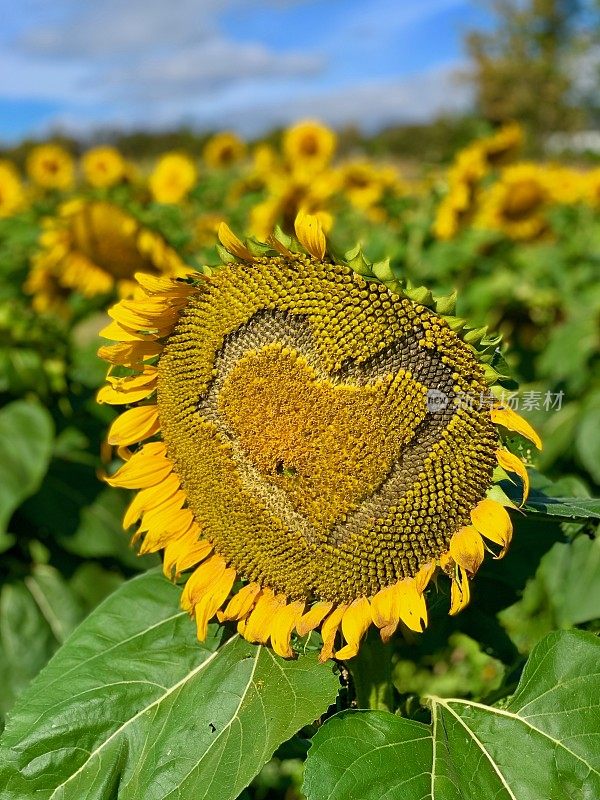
[449,526,485,574]
[123,471,181,529]
[471,497,513,558]
[219,582,262,622]
[163,528,212,578]
[415,560,436,594]
[491,406,542,450]
[270,600,305,658]
[397,577,428,633]
[243,590,285,644]
[371,584,398,629]
[181,554,227,612]
[496,448,530,505]
[336,598,372,660]
[319,605,347,663]
[296,601,333,636]
[194,567,236,641]
[449,567,471,615]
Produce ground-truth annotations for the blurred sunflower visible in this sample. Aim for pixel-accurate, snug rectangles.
[99,213,539,661]
[476,163,550,241]
[149,153,198,204]
[479,121,523,167]
[249,168,336,239]
[283,120,337,171]
[25,199,186,313]
[26,144,75,191]
[0,160,26,217]
[433,144,487,240]
[82,146,127,188]
[584,167,600,207]
[203,132,246,169]
[336,159,406,217]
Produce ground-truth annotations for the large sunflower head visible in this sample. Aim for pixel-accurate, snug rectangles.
[149,153,198,204]
[25,199,186,313]
[99,214,540,661]
[203,132,246,169]
[26,144,75,191]
[81,146,127,188]
[0,160,26,218]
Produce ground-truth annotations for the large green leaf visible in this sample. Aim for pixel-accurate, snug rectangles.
[0,401,54,537]
[0,569,339,800]
[304,630,600,800]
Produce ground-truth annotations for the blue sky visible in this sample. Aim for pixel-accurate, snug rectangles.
[0,0,490,143]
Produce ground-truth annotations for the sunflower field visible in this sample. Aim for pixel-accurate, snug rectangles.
[0,120,599,800]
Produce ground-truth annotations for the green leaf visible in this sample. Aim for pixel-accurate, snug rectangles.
[0,401,54,536]
[304,631,600,800]
[304,711,432,800]
[0,566,84,721]
[523,494,600,519]
[0,570,339,800]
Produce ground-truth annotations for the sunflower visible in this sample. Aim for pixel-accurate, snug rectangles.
[149,153,198,204]
[584,167,600,207]
[433,145,487,240]
[99,214,539,661]
[25,199,186,313]
[82,146,127,188]
[0,160,26,218]
[283,120,337,171]
[479,122,523,167]
[249,168,336,240]
[203,132,246,169]
[335,160,395,212]
[26,144,75,191]
[475,163,550,241]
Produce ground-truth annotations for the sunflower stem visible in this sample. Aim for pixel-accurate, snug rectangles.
[346,630,394,711]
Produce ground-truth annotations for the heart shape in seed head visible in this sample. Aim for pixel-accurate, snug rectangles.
[218,343,428,529]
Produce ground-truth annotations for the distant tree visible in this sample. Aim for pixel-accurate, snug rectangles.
[466,0,589,136]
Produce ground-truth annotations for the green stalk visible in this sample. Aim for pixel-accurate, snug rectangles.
[345,630,395,711]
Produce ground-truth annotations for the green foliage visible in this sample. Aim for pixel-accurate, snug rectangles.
[303,630,600,800]
[0,570,339,800]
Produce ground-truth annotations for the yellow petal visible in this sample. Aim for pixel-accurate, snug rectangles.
[97,379,157,405]
[135,272,198,297]
[336,598,372,660]
[104,444,172,489]
[294,211,326,259]
[296,601,333,636]
[379,621,399,644]
[319,604,347,663]
[243,589,285,644]
[371,585,398,629]
[219,582,262,622]
[163,528,212,578]
[496,448,530,505]
[99,320,160,342]
[107,405,160,446]
[415,560,436,594]
[397,578,428,633]
[98,341,163,366]
[181,555,226,612]
[449,526,485,574]
[471,498,513,558]
[449,567,471,615]
[491,406,542,450]
[137,489,186,533]
[194,567,236,641]
[138,508,194,553]
[270,600,305,658]
[123,472,181,529]
[217,222,254,261]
